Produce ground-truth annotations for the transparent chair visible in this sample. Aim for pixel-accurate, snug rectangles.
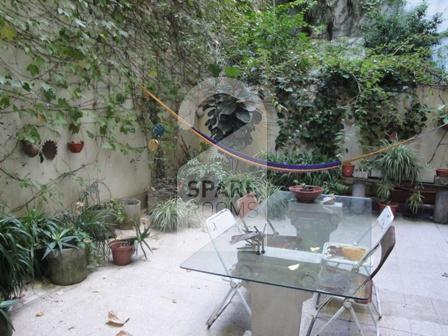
[205,209,251,328]
[307,225,396,336]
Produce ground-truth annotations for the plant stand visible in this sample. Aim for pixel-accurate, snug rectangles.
[434,191,448,224]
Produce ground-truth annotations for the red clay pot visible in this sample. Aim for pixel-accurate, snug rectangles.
[341,163,355,177]
[289,185,323,203]
[67,141,84,153]
[109,240,135,266]
[436,168,448,177]
[378,202,399,216]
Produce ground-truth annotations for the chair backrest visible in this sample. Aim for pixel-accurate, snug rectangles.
[377,206,394,230]
[206,208,236,239]
[357,225,396,280]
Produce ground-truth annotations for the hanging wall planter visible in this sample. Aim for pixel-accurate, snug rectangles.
[42,140,58,160]
[21,140,40,157]
[67,141,84,153]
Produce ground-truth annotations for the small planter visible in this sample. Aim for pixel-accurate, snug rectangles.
[120,198,141,229]
[436,169,448,177]
[109,240,135,266]
[341,163,355,177]
[21,140,40,158]
[42,140,58,160]
[378,202,399,216]
[45,248,87,286]
[67,141,84,153]
[289,185,323,203]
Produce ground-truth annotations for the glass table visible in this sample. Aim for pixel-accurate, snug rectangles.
[181,191,376,336]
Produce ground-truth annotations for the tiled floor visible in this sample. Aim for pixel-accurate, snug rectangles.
[10,217,448,336]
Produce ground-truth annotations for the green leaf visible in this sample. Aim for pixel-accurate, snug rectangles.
[224,66,240,78]
[207,63,221,77]
[26,64,40,76]
[0,23,16,41]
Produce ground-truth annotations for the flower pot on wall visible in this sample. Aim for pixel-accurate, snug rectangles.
[45,248,87,286]
[342,163,355,177]
[67,141,84,153]
[21,140,39,157]
[109,240,135,266]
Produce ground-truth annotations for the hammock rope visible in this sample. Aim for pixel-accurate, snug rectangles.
[140,85,443,173]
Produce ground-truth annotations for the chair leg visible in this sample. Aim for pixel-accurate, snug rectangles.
[373,284,382,319]
[315,302,348,335]
[315,293,321,310]
[206,286,238,328]
[368,303,380,336]
[348,302,366,336]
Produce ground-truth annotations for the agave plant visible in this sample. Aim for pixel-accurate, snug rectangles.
[0,216,33,300]
[149,198,199,232]
[201,92,262,147]
[41,227,79,259]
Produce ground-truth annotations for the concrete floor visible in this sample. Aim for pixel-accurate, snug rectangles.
[10,217,448,336]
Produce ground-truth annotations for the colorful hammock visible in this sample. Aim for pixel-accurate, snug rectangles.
[141,85,422,173]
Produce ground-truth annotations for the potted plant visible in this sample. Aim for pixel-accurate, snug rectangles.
[0,300,18,336]
[289,184,323,203]
[41,226,88,286]
[149,198,199,232]
[67,140,84,153]
[20,209,59,278]
[119,198,141,230]
[401,189,424,218]
[353,159,372,179]
[374,141,422,214]
[376,179,399,215]
[341,162,355,177]
[67,119,85,153]
[109,222,153,265]
[109,239,135,266]
[18,125,41,158]
[0,215,33,301]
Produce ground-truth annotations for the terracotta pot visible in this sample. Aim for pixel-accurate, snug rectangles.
[341,163,355,177]
[378,202,399,216]
[21,140,40,157]
[289,185,323,203]
[67,141,84,153]
[436,168,448,177]
[110,240,135,266]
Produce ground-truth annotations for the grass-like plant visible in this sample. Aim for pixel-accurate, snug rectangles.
[375,141,422,185]
[0,216,33,300]
[0,300,18,333]
[149,198,199,232]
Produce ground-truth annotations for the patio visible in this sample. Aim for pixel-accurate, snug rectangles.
[10,216,448,336]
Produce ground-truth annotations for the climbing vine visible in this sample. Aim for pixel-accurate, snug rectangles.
[222,0,445,155]
[0,0,237,209]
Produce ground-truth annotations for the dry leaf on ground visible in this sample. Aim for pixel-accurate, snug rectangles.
[116,331,132,336]
[106,311,129,327]
[35,311,44,317]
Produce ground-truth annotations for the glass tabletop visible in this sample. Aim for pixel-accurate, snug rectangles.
[181,191,376,300]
